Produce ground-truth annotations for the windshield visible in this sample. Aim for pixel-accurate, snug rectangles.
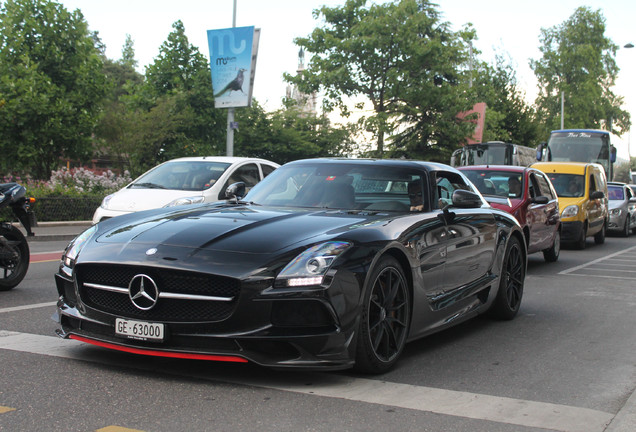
[546,173,584,198]
[462,170,523,198]
[608,185,624,201]
[245,162,426,211]
[131,161,231,191]
[462,144,510,165]
[547,132,610,174]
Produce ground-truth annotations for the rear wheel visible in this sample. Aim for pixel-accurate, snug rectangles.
[489,237,524,320]
[542,232,560,262]
[355,256,410,374]
[0,224,30,291]
[594,221,606,244]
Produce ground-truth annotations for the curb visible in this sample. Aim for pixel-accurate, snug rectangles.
[13,221,92,242]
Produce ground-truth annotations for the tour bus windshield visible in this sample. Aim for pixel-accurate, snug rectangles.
[462,144,508,165]
[451,142,537,167]
[546,131,612,176]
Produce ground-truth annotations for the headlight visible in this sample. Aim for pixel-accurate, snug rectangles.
[561,205,579,218]
[100,194,113,209]
[164,196,205,207]
[62,225,97,269]
[276,241,352,287]
[610,208,622,216]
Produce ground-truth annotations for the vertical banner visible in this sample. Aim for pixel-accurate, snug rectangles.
[207,26,259,108]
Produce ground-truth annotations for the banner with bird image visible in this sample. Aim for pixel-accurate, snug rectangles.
[207,26,259,108]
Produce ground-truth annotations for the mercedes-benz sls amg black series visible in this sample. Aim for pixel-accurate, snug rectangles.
[54,159,526,373]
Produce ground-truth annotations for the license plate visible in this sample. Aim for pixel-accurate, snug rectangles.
[115,318,164,341]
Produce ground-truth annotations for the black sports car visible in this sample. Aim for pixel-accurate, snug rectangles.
[54,159,526,373]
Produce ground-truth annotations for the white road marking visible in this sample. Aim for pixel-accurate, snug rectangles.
[560,245,636,278]
[0,302,57,314]
[0,330,615,432]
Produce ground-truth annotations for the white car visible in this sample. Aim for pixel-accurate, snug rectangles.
[92,156,279,224]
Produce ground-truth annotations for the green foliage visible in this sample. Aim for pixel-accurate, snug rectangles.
[235,100,357,164]
[531,7,631,135]
[472,55,542,147]
[0,0,107,179]
[613,162,632,183]
[288,0,476,161]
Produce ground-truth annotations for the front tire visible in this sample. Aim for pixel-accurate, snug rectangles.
[0,224,30,291]
[355,256,410,374]
[542,232,560,262]
[490,237,524,320]
[574,223,587,250]
[621,218,630,237]
[594,221,606,244]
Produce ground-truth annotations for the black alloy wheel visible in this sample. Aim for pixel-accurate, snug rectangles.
[355,256,410,374]
[490,237,524,320]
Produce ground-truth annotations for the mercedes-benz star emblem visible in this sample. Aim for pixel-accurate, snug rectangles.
[128,274,159,311]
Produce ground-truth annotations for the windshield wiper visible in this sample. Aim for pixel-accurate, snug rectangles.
[130,182,166,189]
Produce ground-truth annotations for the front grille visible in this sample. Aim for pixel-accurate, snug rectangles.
[76,264,240,322]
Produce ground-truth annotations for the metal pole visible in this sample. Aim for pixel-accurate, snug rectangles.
[226,0,237,157]
[560,91,564,129]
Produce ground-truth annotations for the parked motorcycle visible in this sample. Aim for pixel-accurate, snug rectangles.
[0,183,35,290]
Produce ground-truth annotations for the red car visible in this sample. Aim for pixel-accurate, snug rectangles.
[459,165,561,262]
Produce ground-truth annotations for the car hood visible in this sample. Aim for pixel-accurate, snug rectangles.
[106,188,205,212]
[93,204,394,254]
[608,201,624,210]
[485,196,520,214]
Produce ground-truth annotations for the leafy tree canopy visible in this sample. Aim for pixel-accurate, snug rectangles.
[0,0,106,179]
[288,0,476,161]
[530,6,630,134]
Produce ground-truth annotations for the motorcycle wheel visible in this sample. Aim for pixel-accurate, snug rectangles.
[0,224,30,290]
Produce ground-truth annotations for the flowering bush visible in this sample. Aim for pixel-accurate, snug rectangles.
[3,168,132,198]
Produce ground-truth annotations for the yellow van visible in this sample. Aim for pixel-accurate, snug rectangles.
[532,162,608,249]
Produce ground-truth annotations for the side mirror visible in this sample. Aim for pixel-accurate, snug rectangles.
[610,146,617,163]
[590,190,604,200]
[532,196,549,205]
[536,143,545,161]
[451,189,483,208]
[225,182,246,201]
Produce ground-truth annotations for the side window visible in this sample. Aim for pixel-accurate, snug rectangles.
[528,174,538,199]
[535,173,555,200]
[219,163,260,199]
[626,187,634,200]
[433,171,471,209]
[589,173,597,194]
[261,163,277,178]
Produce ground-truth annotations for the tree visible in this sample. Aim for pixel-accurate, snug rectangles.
[234,100,357,164]
[472,55,542,147]
[0,0,106,179]
[126,20,225,173]
[530,7,631,134]
[288,0,475,161]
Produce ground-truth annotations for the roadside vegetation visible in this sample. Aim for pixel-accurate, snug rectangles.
[0,0,632,215]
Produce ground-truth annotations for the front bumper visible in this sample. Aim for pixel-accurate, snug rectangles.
[54,266,360,370]
[608,213,626,232]
[560,220,584,243]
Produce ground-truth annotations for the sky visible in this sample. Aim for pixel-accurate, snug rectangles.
[58,0,636,156]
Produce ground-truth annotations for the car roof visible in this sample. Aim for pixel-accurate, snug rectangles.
[531,161,602,174]
[458,165,528,173]
[284,158,458,173]
[166,156,280,166]
[608,181,627,186]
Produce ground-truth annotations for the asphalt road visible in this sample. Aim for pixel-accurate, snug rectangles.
[1,234,635,432]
